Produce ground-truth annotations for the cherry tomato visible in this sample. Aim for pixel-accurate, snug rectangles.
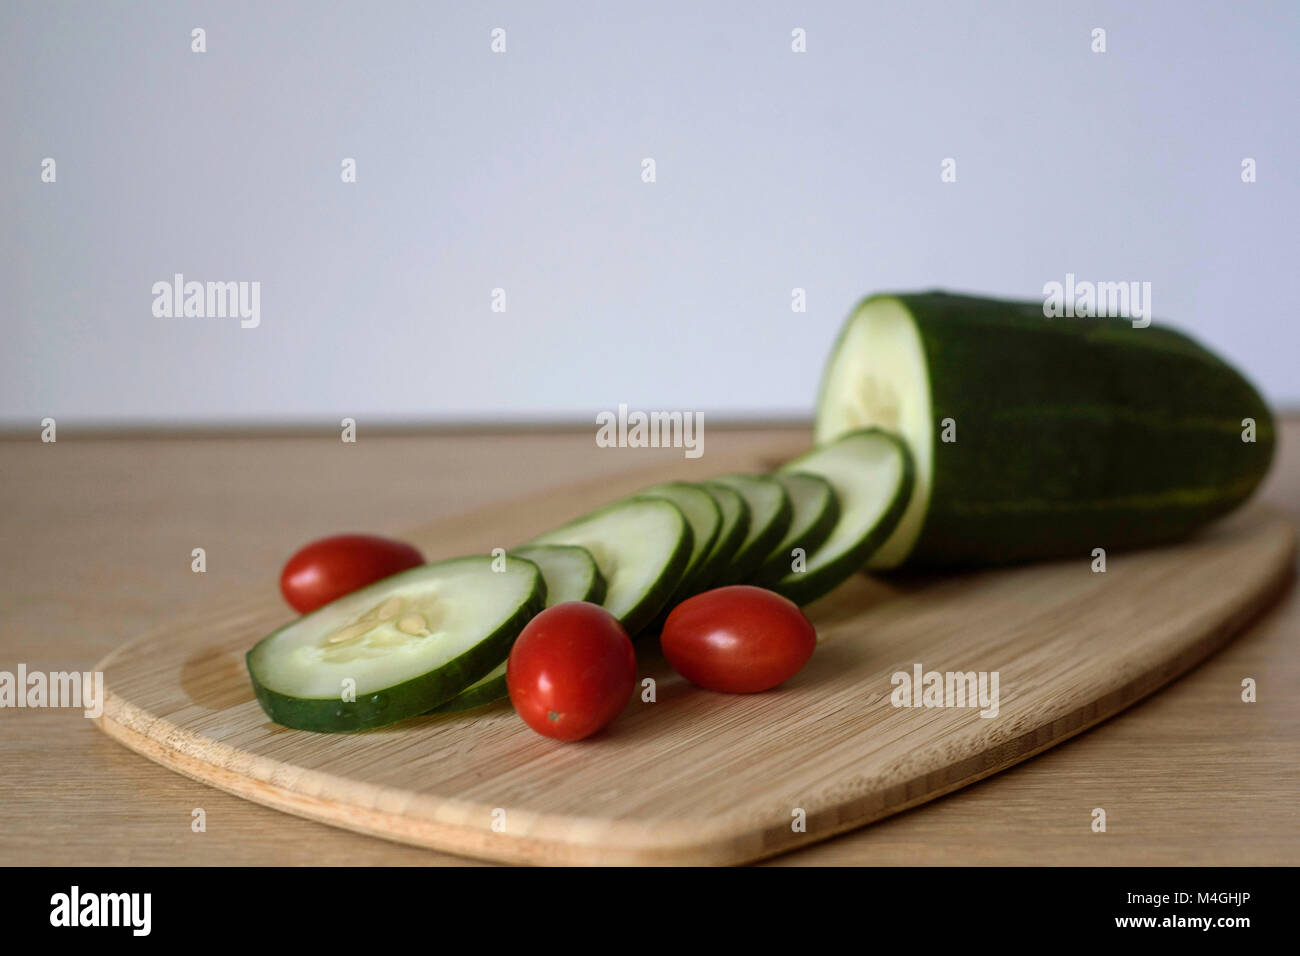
[660,585,817,693]
[279,534,424,614]
[506,601,637,741]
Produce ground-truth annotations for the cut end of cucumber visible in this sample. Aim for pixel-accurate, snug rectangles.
[815,295,932,569]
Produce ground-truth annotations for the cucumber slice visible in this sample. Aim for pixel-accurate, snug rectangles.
[638,482,722,597]
[246,555,544,732]
[431,545,605,713]
[510,544,607,606]
[771,429,914,605]
[815,295,931,569]
[693,482,750,590]
[753,472,840,584]
[705,474,792,585]
[530,497,692,634]
[815,291,1275,568]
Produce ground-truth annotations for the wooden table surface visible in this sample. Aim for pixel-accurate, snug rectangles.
[2,420,1297,866]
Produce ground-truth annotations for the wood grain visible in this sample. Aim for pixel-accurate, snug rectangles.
[91,466,1294,864]
[2,422,1298,865]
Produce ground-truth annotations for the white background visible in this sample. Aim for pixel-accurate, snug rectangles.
[2,0,1297,427]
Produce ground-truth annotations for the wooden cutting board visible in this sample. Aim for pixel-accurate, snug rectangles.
[93,457,1296,866]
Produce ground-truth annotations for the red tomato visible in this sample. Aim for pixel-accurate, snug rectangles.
[660,585,817,693]
[506,602,637,741]
[279,534,424,613]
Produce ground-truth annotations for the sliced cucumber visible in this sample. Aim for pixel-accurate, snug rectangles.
[705,474,792,585]
[530,497,692,634]
[247,555,544,732]
[432,544,605,714]
[815,295,932,569]
[693,482,750,590]
[638,482,722,597]
[771,429,914,605]
[753,471,840,584]
[509,544,606,606]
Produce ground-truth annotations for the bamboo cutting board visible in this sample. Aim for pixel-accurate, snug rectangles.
[93,459,1295,865]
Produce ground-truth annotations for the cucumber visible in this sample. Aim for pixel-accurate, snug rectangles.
[246,555,544,732]
[705,474,792,585]
[815,291,1276,568]
[638,482,722,597]
[509,544,606,606]
[753,472,840,585]
[771,429,914,604]
[432,545,605,713]
[530,497,692,634]
[693,482,751,590]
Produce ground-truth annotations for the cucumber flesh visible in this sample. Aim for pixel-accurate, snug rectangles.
[530,497,692,634]
[772,429,914,605]
[638,482,722,596]
[815,292,1276,568]
[247,555,545,732]
[693,482,750,590]
[705,474,791,585]
[814,295,932,568]
[508,544,606,606]
[432,544,605,713]
[753,471,840,584]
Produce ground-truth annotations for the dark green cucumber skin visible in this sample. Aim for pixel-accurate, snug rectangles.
[247,558,545,732]
[753,472,841,585]
[430,553,608,714]
[708,476,793,585]
[823,291,1277,569]
[691,483,751,592]
[772,430,915,605]
[428,672,510,713]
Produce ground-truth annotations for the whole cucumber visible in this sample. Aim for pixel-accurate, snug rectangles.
[814,291,1275,569]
